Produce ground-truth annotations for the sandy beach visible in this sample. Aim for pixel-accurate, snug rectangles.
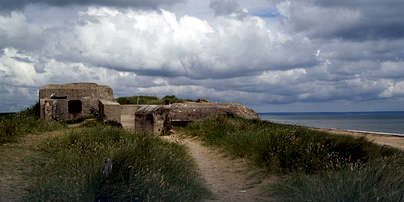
[314,128,404,150]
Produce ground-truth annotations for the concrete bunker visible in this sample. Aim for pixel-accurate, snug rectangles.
[135,105,171,136]
[99,99,121,123]
[40,82,259,136]
[39,83,115,121]
[168,102,259,126]
[119,105,141,130]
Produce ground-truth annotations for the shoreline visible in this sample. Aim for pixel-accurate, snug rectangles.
[315,127,404,137]
[312,127,404,150]
[261,117,404,149]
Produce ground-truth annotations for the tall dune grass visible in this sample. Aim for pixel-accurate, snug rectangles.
[180,116,404,201]
[0,103,65,145]
[269,155,404,201]
[181,116,398,174]
[28,124,209,201]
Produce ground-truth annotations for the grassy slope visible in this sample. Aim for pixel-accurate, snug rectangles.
[0,103,65,145]
[2,103,209,201]
[180,116,404,201]
[28,122,210,201]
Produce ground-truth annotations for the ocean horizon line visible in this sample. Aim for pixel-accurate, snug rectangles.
[259,111,404,115]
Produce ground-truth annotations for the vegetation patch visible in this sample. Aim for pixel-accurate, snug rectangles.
[28,125,210,201]
[269,155,404,201]
[181,116,398,174]
[0,103,65,145]
[180,116,404,201]
[116,95,191,105]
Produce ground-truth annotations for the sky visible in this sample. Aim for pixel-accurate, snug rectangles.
[1,0,404,113]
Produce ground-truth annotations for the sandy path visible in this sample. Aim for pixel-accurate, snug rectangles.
[314,128,404,150]
[162,135,273,202]
[0,130,67,202]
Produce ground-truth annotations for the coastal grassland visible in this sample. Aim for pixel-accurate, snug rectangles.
[180,116,404,201]
[270,155,404,201]
[0,103,65,145]
[116,95,191,105]
[28,122,210,201]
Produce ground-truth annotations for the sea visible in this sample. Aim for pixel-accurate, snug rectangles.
[259,111,404,136]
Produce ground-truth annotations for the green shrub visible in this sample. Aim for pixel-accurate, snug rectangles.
[116,96,161,105]
[28,125,209,201]
[64,117,88,124]
[0,119,18,144]
[104,120,123,128]
[116,95,189,105]
[181,116,398,174]
[23,102,40,118]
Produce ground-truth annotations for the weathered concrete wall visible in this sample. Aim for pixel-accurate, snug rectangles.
[99,100,121,123]
[135,105,170,136]
[40,99,71,120]
[153,110,170,136]
[132,103,257,136]
[168,102,259,124]
[39,83,115,120]
[120,105,141,130]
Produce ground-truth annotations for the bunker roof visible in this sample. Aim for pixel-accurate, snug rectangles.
[99,99,120,105]
[41,82,109,89]
[136,105,167,114]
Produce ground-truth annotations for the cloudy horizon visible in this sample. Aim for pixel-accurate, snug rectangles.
[1,0,404,113]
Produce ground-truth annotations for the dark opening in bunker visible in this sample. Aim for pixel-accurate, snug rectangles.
[68,100,82,116]
[145,114,154,123]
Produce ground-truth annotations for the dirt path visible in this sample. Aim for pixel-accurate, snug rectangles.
[163,135,273,202]
[0,130,68,202]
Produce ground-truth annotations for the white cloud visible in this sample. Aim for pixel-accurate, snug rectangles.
[1,2,404,112]
[36,7,316,78]
[0,12,44,50]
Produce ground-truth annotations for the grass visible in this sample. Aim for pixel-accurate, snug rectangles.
[116,95,191,105]
[181,116,398,174]
[27,123,210,201]
[0,103,65,145]
[269,155,404,201]
[179,116,404,201]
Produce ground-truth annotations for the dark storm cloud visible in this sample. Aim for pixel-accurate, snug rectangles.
[11,56,33,63]
[320,0,404,40]
[278,0,404,40]
[209,0,240,16]
[0,0,185,11]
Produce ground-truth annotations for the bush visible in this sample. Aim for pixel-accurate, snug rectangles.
[28,125,210,201]
[116,95,189,105]
[116,96,161,105]
[104,120,122,128]
[0,119,18,144]
[23,102,40,118]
